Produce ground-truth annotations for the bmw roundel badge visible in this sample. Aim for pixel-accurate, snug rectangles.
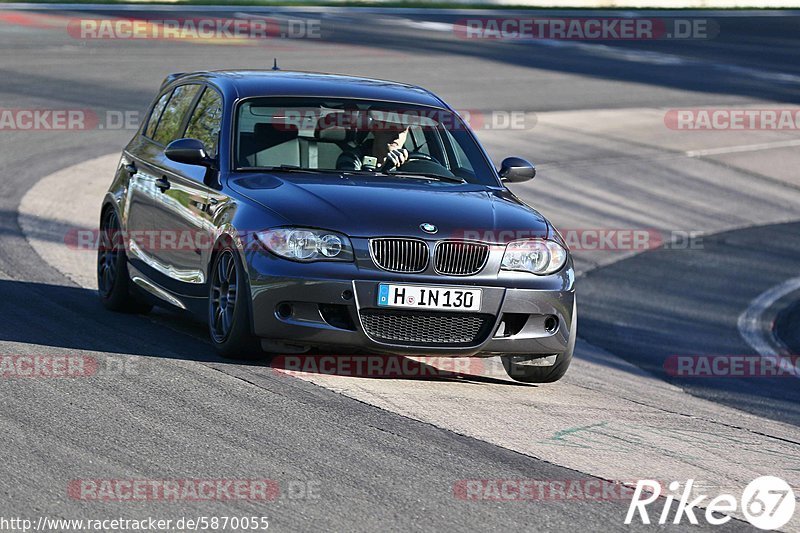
[420,223,438,234]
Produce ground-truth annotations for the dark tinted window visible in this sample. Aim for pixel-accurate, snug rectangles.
[144,91,170,139]
[443,128,475,172]
[185,88,223,157]
[153,84,201,145]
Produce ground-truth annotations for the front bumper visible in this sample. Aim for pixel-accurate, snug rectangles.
[246,247,576,357]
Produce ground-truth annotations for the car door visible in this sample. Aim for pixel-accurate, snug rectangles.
[161,86,224,289]
[146,85,223,292]
[129,83,203,289]
[123,89,171,267]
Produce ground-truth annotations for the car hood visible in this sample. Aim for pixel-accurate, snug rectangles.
[229,172,549,241]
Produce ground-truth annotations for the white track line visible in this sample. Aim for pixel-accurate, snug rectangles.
[686,139,800,158]
[737,276,800,377]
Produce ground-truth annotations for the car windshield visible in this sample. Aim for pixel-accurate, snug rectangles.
[235,97,498,185]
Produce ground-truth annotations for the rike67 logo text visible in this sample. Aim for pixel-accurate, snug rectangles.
[626,477,795,530]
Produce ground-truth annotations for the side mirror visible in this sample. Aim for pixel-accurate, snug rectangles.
[165,138,213,167]
[499,157,536,183]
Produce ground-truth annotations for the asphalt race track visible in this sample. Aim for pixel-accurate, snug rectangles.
[1,5,799,531]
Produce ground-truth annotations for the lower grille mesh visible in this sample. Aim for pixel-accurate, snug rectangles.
[360,309,493,346]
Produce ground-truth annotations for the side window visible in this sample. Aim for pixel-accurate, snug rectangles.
[144,91,171,139]
[153,84,201,146]
[185,88,223,157]
[405,125,431,156]
[443,129,474,172]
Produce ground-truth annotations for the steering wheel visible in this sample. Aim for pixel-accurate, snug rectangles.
[381,151,440,172]
[391,151,457,179]
[404,152,438,164]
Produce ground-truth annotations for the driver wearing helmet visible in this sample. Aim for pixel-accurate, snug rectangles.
[336,120,410,171]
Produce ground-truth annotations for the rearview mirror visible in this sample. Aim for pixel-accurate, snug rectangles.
[499,157,536,183]
[165,138,213,167]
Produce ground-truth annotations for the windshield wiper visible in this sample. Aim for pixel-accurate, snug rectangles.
[384,171,465,184]
[239,165,316,173]
[265,165,317,173]
[238,166,465,183]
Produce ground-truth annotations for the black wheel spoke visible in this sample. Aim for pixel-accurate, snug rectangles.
[214,306,223,329]
[210,250,240,343]
[102,266,111,290]
[217,255,228,284]
[98,211,121,296]
[225,257,235,282]
[221,309,230,333]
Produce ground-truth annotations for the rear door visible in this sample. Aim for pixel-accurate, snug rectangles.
[123,89,170,266]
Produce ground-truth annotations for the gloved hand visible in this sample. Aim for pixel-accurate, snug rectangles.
[382,148,409,170]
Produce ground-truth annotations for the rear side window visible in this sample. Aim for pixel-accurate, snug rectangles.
[144,92,170,138]
[185,88,223,157]
[153,84,201,145]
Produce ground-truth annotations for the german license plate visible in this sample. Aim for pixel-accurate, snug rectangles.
[377,284,482,311]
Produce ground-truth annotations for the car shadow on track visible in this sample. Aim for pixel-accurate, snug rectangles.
[0,279,531,386]
[268,353,533,386]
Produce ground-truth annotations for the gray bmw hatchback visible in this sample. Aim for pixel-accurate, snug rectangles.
[98,70,576,383]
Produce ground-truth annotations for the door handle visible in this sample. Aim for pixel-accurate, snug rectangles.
[198,197,219,212]
[124,162,137,176]
[155,176,170,192]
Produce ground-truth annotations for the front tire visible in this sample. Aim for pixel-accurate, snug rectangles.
[501,306,577,383]
[97,208,152,314]
[501,352,573,383]
[208,246,261,359]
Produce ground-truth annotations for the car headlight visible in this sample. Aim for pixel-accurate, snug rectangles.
[255,228,354,262]
[501,239,568,275]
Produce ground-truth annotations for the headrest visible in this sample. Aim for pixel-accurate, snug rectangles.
[312,110,412,144]
[254,121,298,139]
[313,110,365,144]
[314,118,349,142]
[365,111,410,133]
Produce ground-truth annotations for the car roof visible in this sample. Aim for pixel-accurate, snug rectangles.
[170,70,449,109]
